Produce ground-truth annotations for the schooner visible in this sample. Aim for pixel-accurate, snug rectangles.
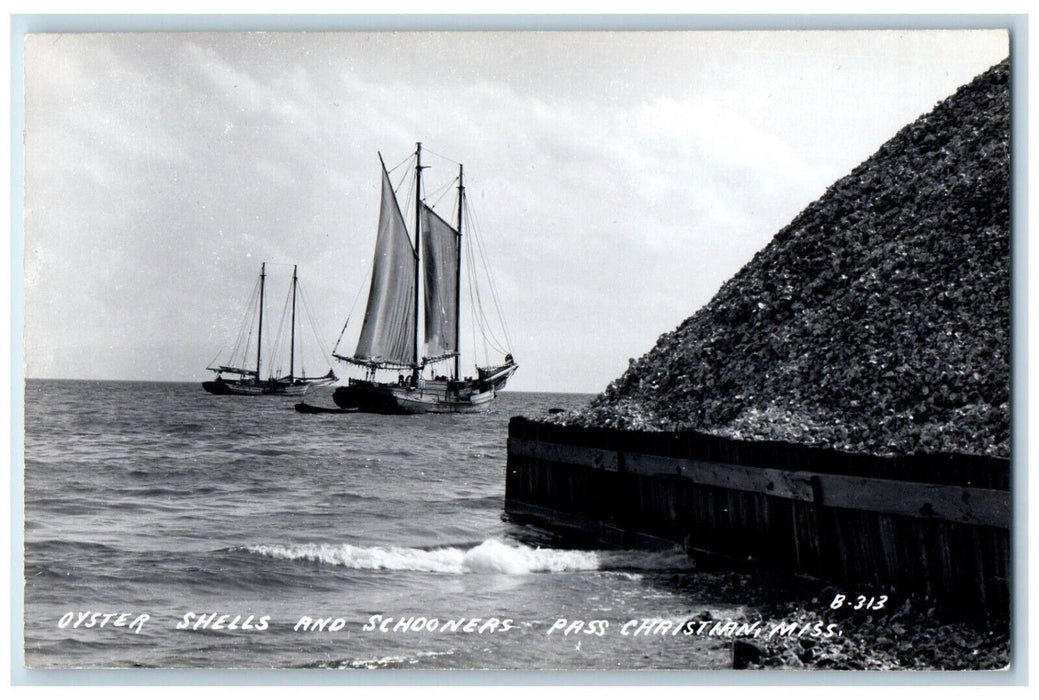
[331,143,517,413]
[204,263,336,396]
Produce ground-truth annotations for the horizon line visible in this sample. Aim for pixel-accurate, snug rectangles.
[20,376,599,395]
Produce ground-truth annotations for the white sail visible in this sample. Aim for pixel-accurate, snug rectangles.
[421,203,460,362]
[353,166,417,367]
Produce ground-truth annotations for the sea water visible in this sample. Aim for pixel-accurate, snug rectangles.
[23,380,741,670]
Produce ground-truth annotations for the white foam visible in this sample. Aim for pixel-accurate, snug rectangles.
[460,539,599,574]
[247,542,467,573]
[247,539,691,575]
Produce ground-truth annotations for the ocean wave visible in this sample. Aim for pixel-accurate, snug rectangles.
[244,539,693,575]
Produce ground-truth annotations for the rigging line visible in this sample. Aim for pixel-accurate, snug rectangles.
[334,253,376,356]
[427,177,459,209]
[465,231,493,364]
[297,286,313,377]
[466,203,514,351]
[237,288,258,367]
[283,276,300,376]
[467,202,510,346]
[399,167,417,235]
[295,282,328,375]
[267,281,294,379]
[282,277,296,375]
[421,146,460,166]
[297,282,328,363]
[393,162,416,201]
[233,288,257,370]
[212,274,261,370]
[298,282,336,370]
[296,281,328,353]
[232,275,264,371]
[471,238,503,358]
[448,190,460,223]
[241,300,256,374]
[465,232,482,367]
[258,266,270,377]
[385,152,414,175]
[463,207,507,355]
[473,288,507,358]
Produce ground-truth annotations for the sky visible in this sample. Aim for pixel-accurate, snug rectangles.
[22,29,1010,393]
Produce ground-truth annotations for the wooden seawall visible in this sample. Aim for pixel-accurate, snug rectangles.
[504,417,1010,615]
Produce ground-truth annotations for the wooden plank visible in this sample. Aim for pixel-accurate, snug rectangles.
[508,438,619,471]
[509,438,815,501]
[627,452,816,502]
[508,438,1009,529]
[806,472,1010,529]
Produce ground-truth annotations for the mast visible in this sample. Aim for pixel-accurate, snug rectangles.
[413,142,423,373]
[455,163,464,380]
[256,262,266,382]
[289,264,298,381]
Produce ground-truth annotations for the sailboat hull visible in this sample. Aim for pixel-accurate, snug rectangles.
[332,382,492,414]
[202,380,266,396]
[333,366,516,414]
[203,376,336,397]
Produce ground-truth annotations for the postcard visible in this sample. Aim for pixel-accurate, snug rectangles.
[18,23,1015,677]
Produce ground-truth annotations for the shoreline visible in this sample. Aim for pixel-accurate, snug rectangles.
[672,565,1009,671]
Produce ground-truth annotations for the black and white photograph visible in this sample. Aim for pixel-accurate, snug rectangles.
[17,20,1017,675]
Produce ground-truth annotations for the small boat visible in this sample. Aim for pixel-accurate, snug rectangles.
[204,263,337,396]
[331,143,517,414]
